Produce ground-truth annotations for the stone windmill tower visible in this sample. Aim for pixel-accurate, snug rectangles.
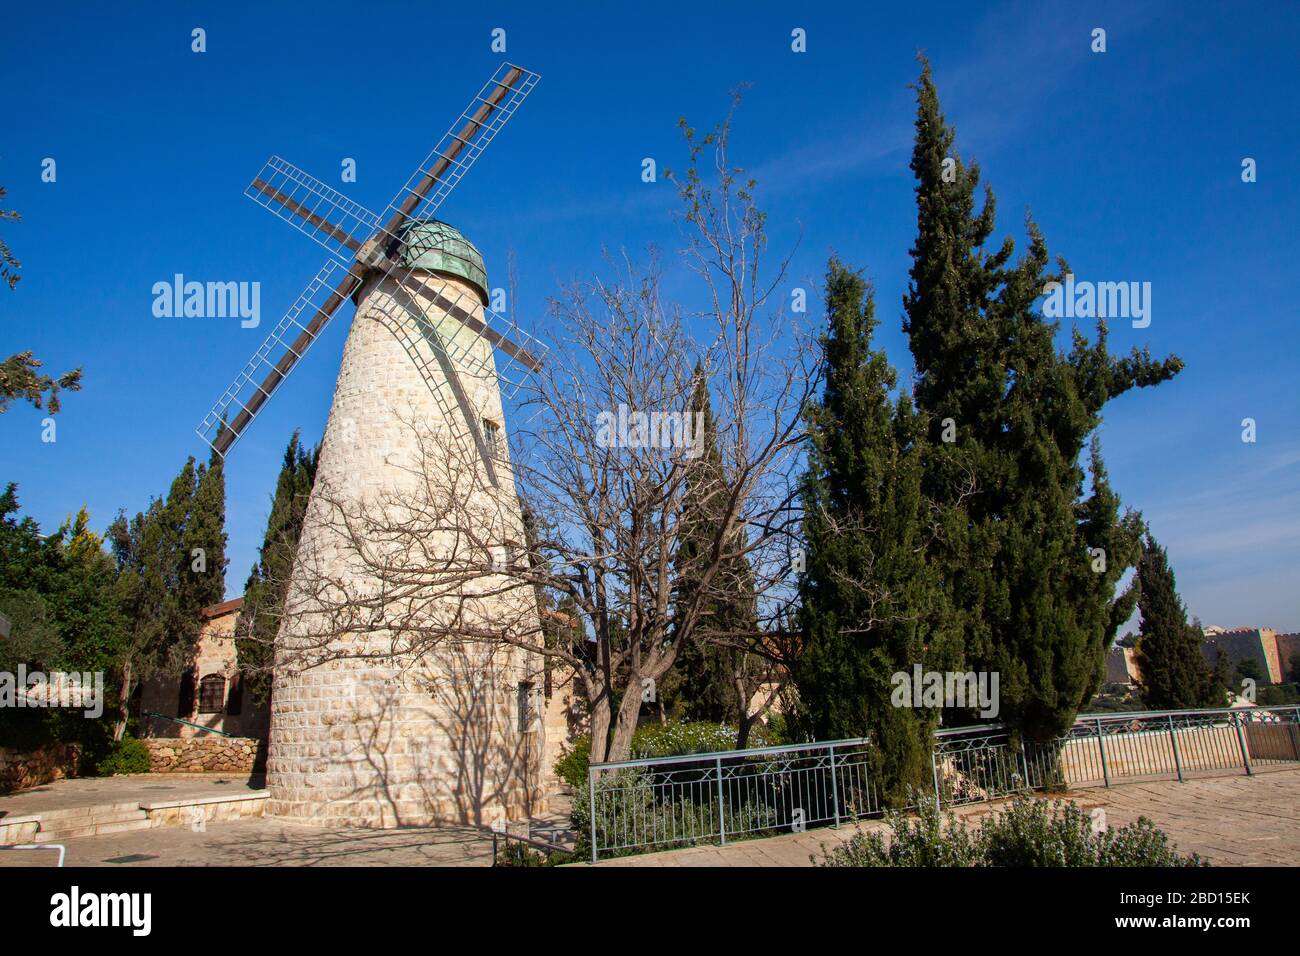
[197,65,549,827]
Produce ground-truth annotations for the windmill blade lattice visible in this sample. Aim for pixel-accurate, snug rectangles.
[196,62,542,458]
[246,156,380,264]
[197,261,362,455]
[378,63,539,230]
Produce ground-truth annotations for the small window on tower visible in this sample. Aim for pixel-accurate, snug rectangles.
[483,419,503,460]
[517,681,535,734]
[491,543,515,572]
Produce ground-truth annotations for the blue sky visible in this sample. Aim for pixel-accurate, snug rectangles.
[1,1,1297,631]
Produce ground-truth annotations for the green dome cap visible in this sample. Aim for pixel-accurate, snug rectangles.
[389,219,489,305]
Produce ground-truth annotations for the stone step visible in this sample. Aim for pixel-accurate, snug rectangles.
[35,816,154,842]
[82,808,155,826]
[32,801,143,824]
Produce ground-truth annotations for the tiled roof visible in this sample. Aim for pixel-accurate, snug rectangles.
[200,596,245,619]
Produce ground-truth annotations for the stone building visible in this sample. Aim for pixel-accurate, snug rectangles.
[138,597,270,740]
[267,221,554,829]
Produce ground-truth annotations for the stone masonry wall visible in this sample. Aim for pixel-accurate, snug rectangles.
[141,736,263,773]
[0,743,80,794]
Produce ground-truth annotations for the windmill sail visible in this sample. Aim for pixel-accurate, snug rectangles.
[197,261,362,456]
[379,63,539,231]
[196,62,541,458]
[246,156,379,263]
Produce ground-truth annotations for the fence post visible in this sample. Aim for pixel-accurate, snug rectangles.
[1233,711,1253,776]
[1096,718,1110,788]
[930,747,942,813]
[1168,714,1184,782]
[588,764,598,864]
[714,756,727,845]
[1019,742,1031,791]
[829,744,841,828]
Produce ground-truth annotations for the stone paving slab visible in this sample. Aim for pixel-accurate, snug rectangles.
[587,768,1300,867]
[0,816,496,867]
[0,773,265,819]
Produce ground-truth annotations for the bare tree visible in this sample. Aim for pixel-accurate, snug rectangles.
[263,104,820,765]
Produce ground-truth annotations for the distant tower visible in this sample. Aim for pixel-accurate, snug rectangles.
[267,221,542,827]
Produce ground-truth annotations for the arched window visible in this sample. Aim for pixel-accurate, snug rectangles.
[198,674,226,714]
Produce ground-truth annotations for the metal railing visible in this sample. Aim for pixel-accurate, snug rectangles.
[586,704,1300,861]
[587,738,877,861]
[142,711,235,737]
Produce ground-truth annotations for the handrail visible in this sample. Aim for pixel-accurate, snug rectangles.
[142,711,236,738]
[591,706,1299,770]
[1078,704,1296,721]
[592,736,871,772]
[932,704,1298,740]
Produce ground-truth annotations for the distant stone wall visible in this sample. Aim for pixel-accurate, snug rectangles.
[0,743,80,794]
[1276,633,1300,682]
[141,736,263,774]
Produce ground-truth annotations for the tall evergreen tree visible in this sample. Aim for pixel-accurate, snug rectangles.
[183,450,228,613]
[109,457,209,738]
[668,367,762,735]
[794,258,956,805]
[902,58,1183,739]
[1133,532,1219,709]
[235,432,319,705]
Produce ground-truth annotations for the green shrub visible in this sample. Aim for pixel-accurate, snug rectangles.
[817,796,980,867]
[573,765,783,860]
[1093,815,1204,866]
[96,735,151,776]
[553,736,591,790]
[553,721,767,791]
[632,721,766,758]
[761,713,792,746]
[818,793,1204,867]
[1257,683,1300,706]
[551,723,769,790]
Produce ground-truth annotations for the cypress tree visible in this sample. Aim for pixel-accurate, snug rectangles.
[1133,533,1218,709]
[235,432,319,705]
[794,258,956,805]
[902,58,1183,740]
[669,366,760,729]
[184,450,228,613]
[109,457,210,737]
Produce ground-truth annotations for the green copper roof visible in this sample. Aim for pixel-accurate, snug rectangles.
[390,219,489,305]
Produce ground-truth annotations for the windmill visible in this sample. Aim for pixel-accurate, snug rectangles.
[197,64,551,827]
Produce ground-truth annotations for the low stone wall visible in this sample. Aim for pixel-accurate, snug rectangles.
[0,743,80,794]
[142,791,268,828]
[141,736,264,774]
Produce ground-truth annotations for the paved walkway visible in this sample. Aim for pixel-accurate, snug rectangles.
[0,773,265,818]
[0,816,498,867]
[4,770,1293,867]
[0,774,573,867]
[589,769,1300,866]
